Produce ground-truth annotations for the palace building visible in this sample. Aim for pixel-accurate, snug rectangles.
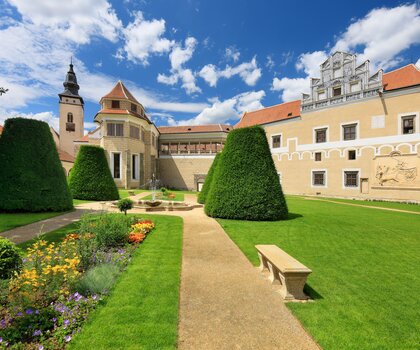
[2,51,417,202]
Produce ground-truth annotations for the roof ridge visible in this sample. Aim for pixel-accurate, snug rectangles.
[384,63,419,74]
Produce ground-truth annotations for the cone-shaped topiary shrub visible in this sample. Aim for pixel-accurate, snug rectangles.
[205,126,288,220]
[0,118,73,212]
[197,152,222,204]
[69,145,119,201]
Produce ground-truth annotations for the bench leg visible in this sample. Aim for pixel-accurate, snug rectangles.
[280,274,309,300]
[267,261,280,285]
[257,252,268,272]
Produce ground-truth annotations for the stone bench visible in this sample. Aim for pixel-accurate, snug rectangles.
[256,245,312,301]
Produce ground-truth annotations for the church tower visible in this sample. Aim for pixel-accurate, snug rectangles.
[59,61,84,156]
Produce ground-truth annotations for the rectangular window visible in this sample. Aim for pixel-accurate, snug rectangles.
[169,143,178,154]
[333,86,342,96]
[348,150,356,160]
[129,125,140,139]
[107,123,124,137]
[112,153,121,179]
[272,135,281,148]
[344,171,359,187]
[343,124,357,140]
[179,143,188,153]
[312,171,325,186]
[318,90,326,100]
[160,144,169,154]
[131,103,137,113]
[402,116,415,134]
[315,152,322,161]
[111,100,120,109]
[315,128,327,143]
[132,154,139,180]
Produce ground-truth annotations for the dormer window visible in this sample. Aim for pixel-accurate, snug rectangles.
[333,87,342,97]
[131,103,137,113]
[111,100,120,109]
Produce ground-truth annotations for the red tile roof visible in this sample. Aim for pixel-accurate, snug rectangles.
[383,64,420,91]
[58,149,75,163]
[75,127,100,142]
[158,124,232,134]
[101,81,141,105]
[95,108,152,124]
[235,100,301,128]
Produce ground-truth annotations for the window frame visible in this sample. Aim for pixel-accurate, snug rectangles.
[399,113,418,135]
[131,153,139,181]
[311,169,327,188]
[313,126,329,144]
[129,125,140,139]
[271,133,282,149]
[348,150,356,160]
[341,121,359,141]
[111,100,120,109]
[314,152,322,161]
[110,152,122,180]
[333,86,342,96]
[343,169,360,189]
[107,123,124,137]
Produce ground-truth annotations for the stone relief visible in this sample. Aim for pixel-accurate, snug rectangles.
[373,152,419,188]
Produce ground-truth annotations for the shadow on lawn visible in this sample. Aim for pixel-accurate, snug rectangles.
[304,284,323,300]
[285,212,303,221]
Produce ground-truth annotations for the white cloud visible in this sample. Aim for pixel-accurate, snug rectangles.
[295,51,328,77]
[174,90,265,125]
[333,4,420,70]
[271,4,420,102]
[199,56,262,87]
[271,77,309,102]
[266,55,275,70]
[121,11,174,65]
[7,0,122,44]
[416,58,420,68]
[225,46,240,62]
[157,37,201,94]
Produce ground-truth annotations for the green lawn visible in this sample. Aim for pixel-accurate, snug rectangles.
[73,199,95,206]
[118,189,144,199]
[302,195,420,213]
[143,192,185,202]
[0,212,69,233]
[70,214,183,350]
[218,196,420,350]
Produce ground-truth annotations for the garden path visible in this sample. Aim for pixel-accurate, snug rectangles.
[130,194,320,350]
[2,192,151,244]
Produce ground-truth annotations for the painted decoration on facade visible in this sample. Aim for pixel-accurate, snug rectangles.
[373,152,419,188]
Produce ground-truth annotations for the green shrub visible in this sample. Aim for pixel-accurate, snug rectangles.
[197,152,221,204]
[117,198,133,215]
[73,264,120,296]
[0,118,73,212]
[0,237,22,279]
[205,126,288,221]
[92,214,131,248]
[69,145,119,201]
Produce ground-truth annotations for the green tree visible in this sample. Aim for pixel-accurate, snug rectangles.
[0,118,73,212]
[205,126,288,221]
[69,145,119,201]
[197,152,222,204]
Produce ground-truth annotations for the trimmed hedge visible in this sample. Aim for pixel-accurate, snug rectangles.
[0,118,73,212]
[197,152,221,204]
[205,126,288,221]
[69,145,119,201]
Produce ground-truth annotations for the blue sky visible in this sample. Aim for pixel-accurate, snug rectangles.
[0,0,419,132]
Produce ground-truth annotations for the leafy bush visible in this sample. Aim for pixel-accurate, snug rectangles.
[197,152,221,204]
[117,198,133,215]
[91,214,131,248]
[205,126,288,221]
[0,238,22,279]
[0,118,73,212]
[73,264,120,296]
[68,145,119,201]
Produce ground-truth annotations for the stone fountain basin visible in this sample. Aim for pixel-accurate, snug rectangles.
[111,200,203,212]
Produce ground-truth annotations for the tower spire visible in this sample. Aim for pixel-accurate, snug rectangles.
[60,59,81,99]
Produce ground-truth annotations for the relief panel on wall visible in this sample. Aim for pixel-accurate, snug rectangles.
[373,152,419,190]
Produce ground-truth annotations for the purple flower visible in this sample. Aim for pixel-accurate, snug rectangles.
[33,329,42,337]
[0,337,3,343]
[26,309,34,315]
[63,319,70,328]
[39,346,44,350]
[64,335,72,342]
[17,312,22,317]
[52,317,57,323]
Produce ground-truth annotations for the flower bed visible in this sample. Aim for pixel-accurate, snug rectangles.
[0,214,155,349]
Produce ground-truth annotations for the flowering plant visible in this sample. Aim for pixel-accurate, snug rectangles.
[8,239,80,308]
[130,220,155,234]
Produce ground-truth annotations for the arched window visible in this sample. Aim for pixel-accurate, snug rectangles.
[67,112,73,123]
